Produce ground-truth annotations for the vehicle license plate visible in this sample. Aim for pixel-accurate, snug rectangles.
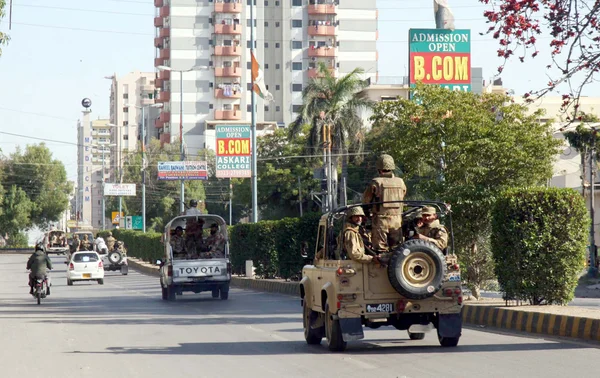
[448,273,461,282]
[82,273,91,278]
[366,303,394,313]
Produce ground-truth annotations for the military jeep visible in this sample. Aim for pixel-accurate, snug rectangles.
[300,201,462,352]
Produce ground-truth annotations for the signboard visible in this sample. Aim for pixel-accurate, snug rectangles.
[131,216,142,230]
[111,212,124,225]
[125,216,133,230]
[215,125,251,178]
[157,161,208,180]
[104,183,137,196]
[67,220,77,228]
[409,29,471,95]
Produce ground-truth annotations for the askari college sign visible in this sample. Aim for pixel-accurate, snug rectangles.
[216,125,251,178]
[409,29,471,93]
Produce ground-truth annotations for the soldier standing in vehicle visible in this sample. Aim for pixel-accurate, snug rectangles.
[206,223,225,258]
[342,207,382,264]
[80,234,92,251]
[413,206,448,251]
[106,231,116,251]
[363,154,407,253]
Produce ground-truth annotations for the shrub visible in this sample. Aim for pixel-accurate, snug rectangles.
[111,229,163,263]
[491,187,589,305]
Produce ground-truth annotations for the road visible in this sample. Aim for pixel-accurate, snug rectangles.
[0,254,598,378]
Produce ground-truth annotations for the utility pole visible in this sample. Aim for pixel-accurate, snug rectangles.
[250,0,258,223]
[589,128,598,277]
[101,148,106,231]
[229,179,233,226]
[141,106,146,233]
[179,70,185,214]
[298,176,303,217]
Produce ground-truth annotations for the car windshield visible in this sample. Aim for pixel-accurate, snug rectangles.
[73,253,98,262]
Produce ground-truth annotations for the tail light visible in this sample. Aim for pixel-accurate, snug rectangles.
[336,301,341,309]
[336,267,356,277]
[444,288,453,296]
[167,265,173,277]
[336,267,344,276]
[454,288,461,295]
[227,262,232,274]
[397,300,406,313]
[98,261,103,269]
[337,293,357,301]
[69,263,74,271]
[457,296,463,305]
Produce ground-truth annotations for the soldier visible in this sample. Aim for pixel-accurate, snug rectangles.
[363,154,407,252]
[185,218,207,258]
[170,226,186,258]
[70,234,80,253]
[342,207,382,265]
[413,206,448,251]
[185,199,202,216]
[205,223,225,258]
[80,234,92,251]
[105,231,116,251]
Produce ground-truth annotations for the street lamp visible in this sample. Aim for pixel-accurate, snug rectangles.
[92,142,117,230]
[157,64,209,213]
[125,102,164,233]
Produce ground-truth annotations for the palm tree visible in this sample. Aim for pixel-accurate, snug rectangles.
[289,62,374,208]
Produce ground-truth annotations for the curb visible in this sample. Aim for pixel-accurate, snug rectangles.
[126,257,159,277]
[0,249,34,255]
[125,258,599,343]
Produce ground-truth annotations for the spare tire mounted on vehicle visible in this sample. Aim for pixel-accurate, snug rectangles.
[108,251,123,265]
[387,239,446,300]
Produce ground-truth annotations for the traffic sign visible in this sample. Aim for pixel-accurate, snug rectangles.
[132,216,142,230]
[112,212,124,225]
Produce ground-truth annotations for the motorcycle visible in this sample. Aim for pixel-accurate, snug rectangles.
[31,276,49,305]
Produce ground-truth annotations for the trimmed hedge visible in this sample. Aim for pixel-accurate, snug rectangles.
[98,229,163,263]
[491,187,589,305]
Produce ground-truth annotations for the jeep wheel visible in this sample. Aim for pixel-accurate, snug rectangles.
[438,328,460,347]
[408,331,425,340]
[167,285,176,301]
[303,300,323,345]
[212,289,219,298]
[387,239,446,300]
[108,251,123,265]
[220,289,229,300]
[324,304,346,352]
[161,286,168,300]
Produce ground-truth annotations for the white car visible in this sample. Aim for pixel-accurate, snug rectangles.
[67,251,105,285]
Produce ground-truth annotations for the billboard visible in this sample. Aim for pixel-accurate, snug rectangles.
[215,125,251,178]
[104,183,137,196]
[157,161,208,180]
[409,29,471,94]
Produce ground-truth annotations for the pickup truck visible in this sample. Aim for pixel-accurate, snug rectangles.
[157,214,231,301]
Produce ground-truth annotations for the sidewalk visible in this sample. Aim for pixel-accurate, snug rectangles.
[126,257,600,344]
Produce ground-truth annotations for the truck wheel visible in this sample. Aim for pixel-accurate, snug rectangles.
[161,286,168,300]
[438,328,460,347]
[167,285,176,301]
[387,239,446,300]
[108,251,123,265]
[97,279,104,285]
[212,289,219,298]
[324,304,346,352]
[120,265,129,275]
[408,331,425,340]
[303,300,323,345]
[67,279,73,286]
[220,289,229,300]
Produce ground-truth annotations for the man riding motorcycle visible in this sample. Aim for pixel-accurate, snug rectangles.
[26,242,53,295]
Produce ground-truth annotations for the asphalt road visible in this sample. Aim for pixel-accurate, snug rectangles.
[1,254,598,378]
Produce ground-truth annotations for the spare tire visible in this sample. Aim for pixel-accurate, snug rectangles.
[108,251,123,265]
[387,239,446,300]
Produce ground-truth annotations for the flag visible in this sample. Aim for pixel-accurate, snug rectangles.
[434,0,455,30]
[251,52,274,102]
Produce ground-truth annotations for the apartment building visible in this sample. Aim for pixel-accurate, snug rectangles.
[107,71,157,182]
[153,0,378,155]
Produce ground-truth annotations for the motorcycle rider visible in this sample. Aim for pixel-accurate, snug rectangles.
[26,242,53,295]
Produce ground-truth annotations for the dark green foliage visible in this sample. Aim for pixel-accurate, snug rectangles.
[110,229,163,263]
[492,187,589,305]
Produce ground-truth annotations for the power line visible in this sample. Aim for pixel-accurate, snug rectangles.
[0,106,77,121]
[10,22,154,36]
[13,4,153,16]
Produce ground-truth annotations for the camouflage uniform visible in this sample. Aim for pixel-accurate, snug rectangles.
[363,154,407,252]
[341,207,374,263]
[415,206,448,250]
[170,234,186,255]
[80,235,92,251]
[106,233,116,251]
[206,225,225,258]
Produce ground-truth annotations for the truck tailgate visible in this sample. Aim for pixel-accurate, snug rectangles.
[172,259,229,282]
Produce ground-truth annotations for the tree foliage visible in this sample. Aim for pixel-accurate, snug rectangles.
[481,0,600,116]
[0,0,9,57]
[492,187,588,305]
[0,185,32,237]
[368,84,562,297]
[2,144,71,228]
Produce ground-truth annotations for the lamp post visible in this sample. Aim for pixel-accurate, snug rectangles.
[125,103,164,233]
[157,64,208,213]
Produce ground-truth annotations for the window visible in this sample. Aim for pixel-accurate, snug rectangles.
[265,63,269,69]
[209,104,214,109]
[275,43,280,48]
[247,61,252,69]
[292,19,302,28]
[292,0,302,5]
[123,135,129,140]
[246,0,256,5]
[123,121,129,126]
[292,83,303,92]
[123,93,129,99]
[292,62,303,70]
[276,0,279,5]
[276,106,281,111]
[264,0,268,4]
[276,22,280,27]
[247,83,253,91]
[246,19,257,27]
[276,85,280,90]
[123,107,128,113]
[292,40,302,49]
[264,106,269,111]
[223,104,232,110]
[247,104,252,112]
[264,42,269,48]
[276,64,280,69]
[292,105,302,113]
[247,40,252,48]
[315,225,326,259]
[265,21,268,27]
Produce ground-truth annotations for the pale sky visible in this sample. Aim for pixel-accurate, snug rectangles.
[0,0,598,184]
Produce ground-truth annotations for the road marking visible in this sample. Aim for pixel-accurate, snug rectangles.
[343,357,377,370]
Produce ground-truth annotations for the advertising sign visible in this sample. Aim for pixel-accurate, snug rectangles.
[104,183,137,196]
[215,125,251,178]
[409,29,471,94]
[111,212,124,225]
[157,161,208,180]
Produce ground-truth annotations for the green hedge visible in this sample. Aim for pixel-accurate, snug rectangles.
[491,187,589,305]
[99,229,163,263]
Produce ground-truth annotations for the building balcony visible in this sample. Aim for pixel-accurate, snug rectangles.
[214,66,242,77]
[159,111,170,123]
[213,45,241,56]
[308,67,335,78]
[154,0,163,7]
[159,28,170,38]
[154,17,163,27]
[213,24,242,35]
[154,57,164,67]
[141,84,154,92]
[157,91,170,102]
[214,110,241,120]
[308,3,336,15]
[155,78,164,88]
[307,25,336,36]
[215,88,242,99]
[159,48,170,59]
[308,46,336,57]
[158,70,170,80]
[160,133,171,144]
[141,97,155,105]
[155,118,165,129]
[154,36,163,47]
[214,1,242,13]
[159,5,169,17]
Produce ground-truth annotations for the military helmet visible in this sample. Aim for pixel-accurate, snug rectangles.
[376,154,395,171]
[189,199,198,207]
[107,231,112,237]
[421,206,437,215]
[346,206,365,217]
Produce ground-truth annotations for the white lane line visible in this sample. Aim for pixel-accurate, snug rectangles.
[341,356,377,370]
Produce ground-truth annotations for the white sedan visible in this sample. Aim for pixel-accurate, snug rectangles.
[67,251,105,285]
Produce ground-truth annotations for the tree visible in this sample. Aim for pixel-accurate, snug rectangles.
[0,0,9,56]
[481,0,600,117]
[369,84,562,298]
[3,144,71,228]
[0,185,32,238]
[289,62,374,207]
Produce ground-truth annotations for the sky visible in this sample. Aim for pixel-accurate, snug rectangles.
[0,0,599,184]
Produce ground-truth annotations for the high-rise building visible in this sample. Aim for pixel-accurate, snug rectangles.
[153,0,378,155]
[76,110,93,229]
[107,71,156,182]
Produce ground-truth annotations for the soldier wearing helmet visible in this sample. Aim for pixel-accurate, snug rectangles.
[363,154,407,252]
[185,199,203,216]
[340,206,382,264]
[105,231,116,251]
[413,205,448,251]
